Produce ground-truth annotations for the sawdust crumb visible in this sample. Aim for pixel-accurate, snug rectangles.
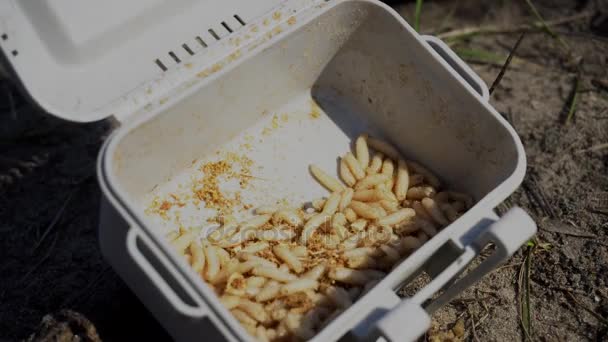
[147,153,255,219]
[228,50,241,61]
[262,115,283,136]
[428,319,464,342]
[211,63,223,73]
[310,101,321,119]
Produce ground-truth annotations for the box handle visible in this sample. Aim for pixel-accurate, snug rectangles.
[422,35,490,101]
[369,207,536,341]
[126,225,207,318]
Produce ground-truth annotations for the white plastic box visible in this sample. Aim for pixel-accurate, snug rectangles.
[0,0,536,341]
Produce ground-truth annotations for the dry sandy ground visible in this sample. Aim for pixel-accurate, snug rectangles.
[1,0,606,341]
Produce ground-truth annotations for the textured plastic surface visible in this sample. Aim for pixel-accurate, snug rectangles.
[96,0,535,341]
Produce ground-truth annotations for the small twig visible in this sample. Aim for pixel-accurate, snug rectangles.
[523,174,557,218]
[452,296,493,304]
[565,292,608,327]
[522,180,543,217]
[549,229,596,239]
[490,33,526,95]
[455,311,467,321]
[460,291,491,341]
[17,233,60,286]
[437,12,592,40]
[518,246,533,341]
[575,143,608,154]
[477,312,490,326]
[33,191,75,252]
[479,292,491,315]
[469,308,481,342]
[548,286,588,296]
[587,207,608,216]
[536,182,557,219]
[492,262,523,274]
[592,78,608,91]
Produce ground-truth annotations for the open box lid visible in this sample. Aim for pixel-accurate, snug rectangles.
[0,0,284,122]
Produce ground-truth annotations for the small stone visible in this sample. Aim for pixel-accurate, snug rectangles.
[530,100,541,110]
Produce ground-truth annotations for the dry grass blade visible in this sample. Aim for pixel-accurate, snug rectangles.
[524,0,571,54]
[33,191,75,252]
[468,307,481,342]
[564,73,581,124]
[523,174,557,218]
[454,48,507,66]
[414,0,423,32]
[542,220,596,238]
[575,142,608,154]
[518,245,533,341]
[437,12,592,40]
[490,33,526,95]
[17,233,60,287]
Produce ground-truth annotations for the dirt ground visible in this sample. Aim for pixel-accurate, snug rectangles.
[1,0,607,341]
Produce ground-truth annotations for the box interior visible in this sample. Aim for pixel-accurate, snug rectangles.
[110,0,519,232]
